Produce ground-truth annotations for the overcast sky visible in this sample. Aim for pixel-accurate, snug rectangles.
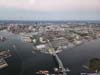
[0,0,100,20]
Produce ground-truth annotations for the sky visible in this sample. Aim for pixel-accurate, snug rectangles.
[0,0,100,21]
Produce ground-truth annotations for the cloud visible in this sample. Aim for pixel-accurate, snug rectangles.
[0,0,100,11]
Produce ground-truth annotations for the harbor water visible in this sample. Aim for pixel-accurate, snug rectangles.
[0,30,100,75]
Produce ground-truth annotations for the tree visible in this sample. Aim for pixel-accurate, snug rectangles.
[89,58,100,73]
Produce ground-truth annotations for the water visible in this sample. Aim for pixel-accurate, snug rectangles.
[0,30,56,75]
[0,30,100,75]
[0,20,100,25]
[59,40,100,75]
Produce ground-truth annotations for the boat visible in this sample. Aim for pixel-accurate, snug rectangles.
[36,70,49,75]
[0,58,8,69]
[0,36,6,41]
[0,50,12,59]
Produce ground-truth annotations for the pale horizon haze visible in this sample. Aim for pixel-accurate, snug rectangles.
[0,0,100,21]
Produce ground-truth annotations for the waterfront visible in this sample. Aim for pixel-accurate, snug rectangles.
[0,30,57,75]
[0,30,100,75]
[0,0,100,74]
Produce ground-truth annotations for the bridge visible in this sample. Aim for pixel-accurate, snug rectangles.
[47,40,69,75]
[48,48,68,75]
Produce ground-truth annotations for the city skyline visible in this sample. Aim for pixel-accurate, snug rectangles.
[0,0,100,21]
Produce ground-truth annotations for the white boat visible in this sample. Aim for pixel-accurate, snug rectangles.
[0,58,8,69]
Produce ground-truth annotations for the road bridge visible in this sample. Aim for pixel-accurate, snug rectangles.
[47,40,69,75]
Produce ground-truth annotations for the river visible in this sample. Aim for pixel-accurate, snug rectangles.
[0,30,100,75]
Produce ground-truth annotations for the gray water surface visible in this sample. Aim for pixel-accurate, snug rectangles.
[0,30,100,75]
